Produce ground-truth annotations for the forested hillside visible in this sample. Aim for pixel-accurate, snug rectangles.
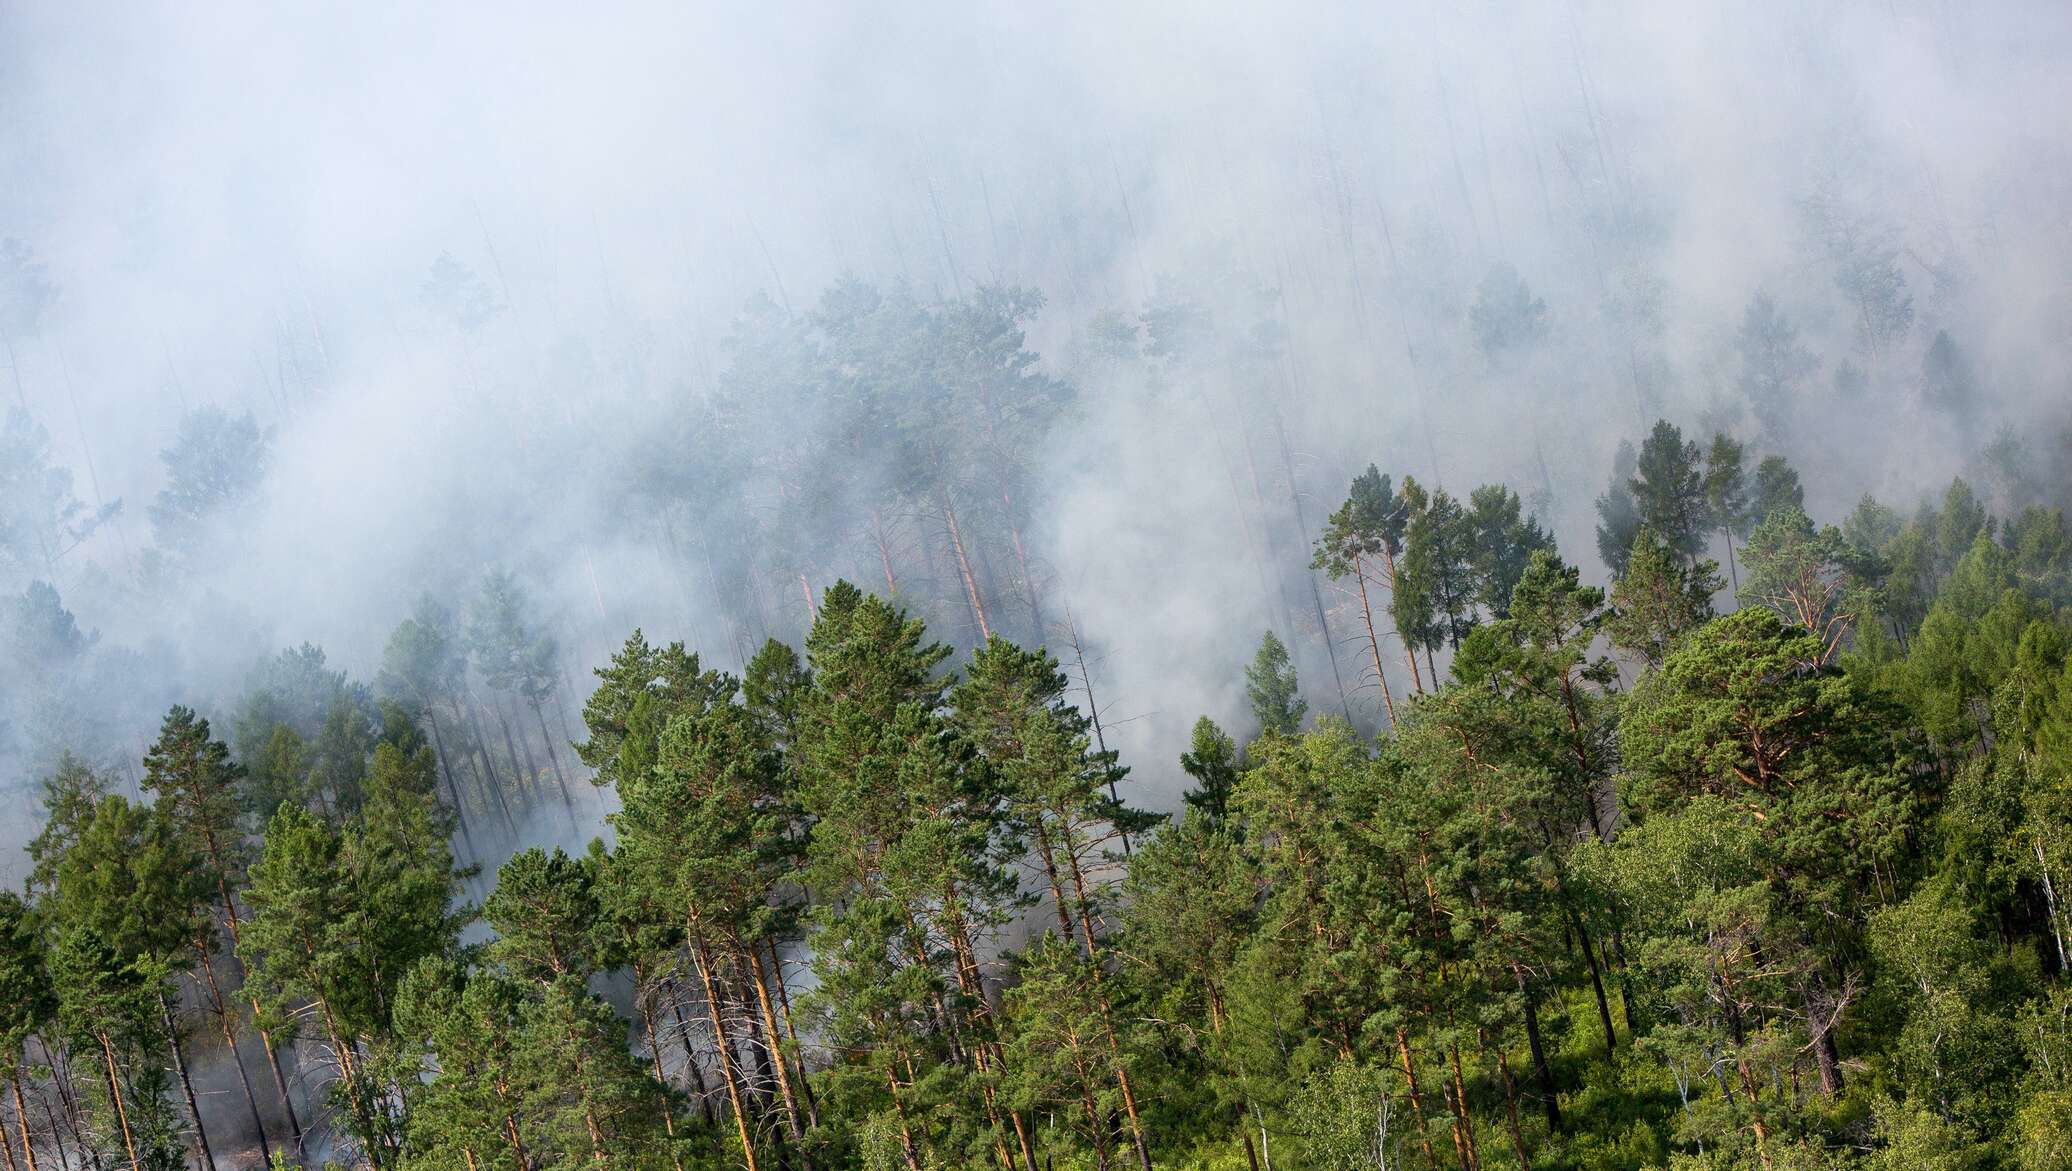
[9,408,2072,1169]
[10,2,2072,1170]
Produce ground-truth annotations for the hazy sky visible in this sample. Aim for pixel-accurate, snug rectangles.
[5,0,2071,825]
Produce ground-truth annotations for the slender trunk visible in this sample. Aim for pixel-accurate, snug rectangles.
[559,1019,609,1167]
[493,698,549,818]
[883,1065,923,1171]
[2039,840,2068,973]
[1494,1037,1529,1171]
[1029,819,1078,947]
[44,1045,94,1171]
[1804,978,1844,1099]
[530,699,579,819]
[665,980,716,1126]
[1570,907,1616,1057]
[208,858,304,1147]
[872,510,898,597]
[1721,524,1739,592]
[1063,604,1131,854]
[0,1092,17,1171]
[690,929,759,1171]
[943,496,991,640]
[423,708,479,858]
[37,1081,77,1171]
[462,700,520,835]
[636,982,686,1171]
[1380,545,1426,693]
[1513,965,1561,1132]
[1005,506,1046,637]
[1396,1028,1437,1167]
[195,938,274,1168]
[744,946,808,1153]
[157,990,216,1171]
[11,1075,39,1171]
[1353,556,1399,725]
[93,1032,140,1171]
[763,939,819,1128]
[1448,1041,1479,1171]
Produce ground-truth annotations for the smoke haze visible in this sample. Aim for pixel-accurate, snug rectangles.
[5,0,2072,854]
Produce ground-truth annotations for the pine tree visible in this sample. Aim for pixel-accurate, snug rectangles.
[44,796,210,1171]
[1463,483,1555,620]
[1704,433,1752,589]
[1312,466,1415,720]
[1595,440,1643,576]
[1605,528,1722,668]
[1751,454,1804,527]
[1629,419,1708,563]
[1741,506,1860,666]
[1178,717,1241,827]
[1735,293,1817,437]
[1243,631,1305,737]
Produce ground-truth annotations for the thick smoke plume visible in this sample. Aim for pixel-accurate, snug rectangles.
[4,0,2071,853]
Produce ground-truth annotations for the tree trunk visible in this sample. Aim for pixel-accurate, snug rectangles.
[530,699,579,820]
[11,1074,40,1171]
[93,1032,141,1171]
[690,929,759,1171]
[1513,964,1561,1132]
[1396,1028,1437,1168]
[194,940,273,1168]
[872,510,898,597]
[1494,1038,1530,1171]
[636,978,686,1171]
[1570,907,1617,1057]
[158,990,216,1171]
[464,701,521,836]
[422,708,480,859]
[1353,556,1399,725]
[942,496,991,640]
[664,979,716,1126]
[763,939,819,1128]
[744,945,808,1155]
[1379,545,1426,693]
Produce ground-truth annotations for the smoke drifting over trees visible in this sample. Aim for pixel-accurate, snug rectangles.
[7,2,2072,1168]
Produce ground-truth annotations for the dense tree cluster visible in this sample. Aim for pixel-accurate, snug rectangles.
[6,408,2072,1171]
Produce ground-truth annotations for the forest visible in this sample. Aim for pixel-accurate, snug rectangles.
[9,2,2072,1170]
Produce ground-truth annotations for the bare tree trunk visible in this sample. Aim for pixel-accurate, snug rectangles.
[422,708,480,858]
[1353,556,1399,725]
[10,1074,39,1171]
[690,930,759,1171]
[464,701,521,835]
[194,940,273,1167]
[157,990,216,1171]
[93,1032,141,1171]
[942,495,991,640]
[529,699,579,820]
[872,510,898,597]
[209,882,304,1148]
[744,946,808,1156]
[1063,603,1131,853]
[1396,1029,1437,1168]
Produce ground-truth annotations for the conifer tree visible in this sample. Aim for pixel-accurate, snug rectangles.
[1704,433,1752,589]
[1605,528,1723,668]
[1177,716,1241,827]
[1628,419,1708,564]
[1243,631,1305,737]
[1312,466,1415,720]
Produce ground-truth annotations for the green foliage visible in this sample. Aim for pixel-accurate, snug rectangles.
[1244,630,1305,737]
